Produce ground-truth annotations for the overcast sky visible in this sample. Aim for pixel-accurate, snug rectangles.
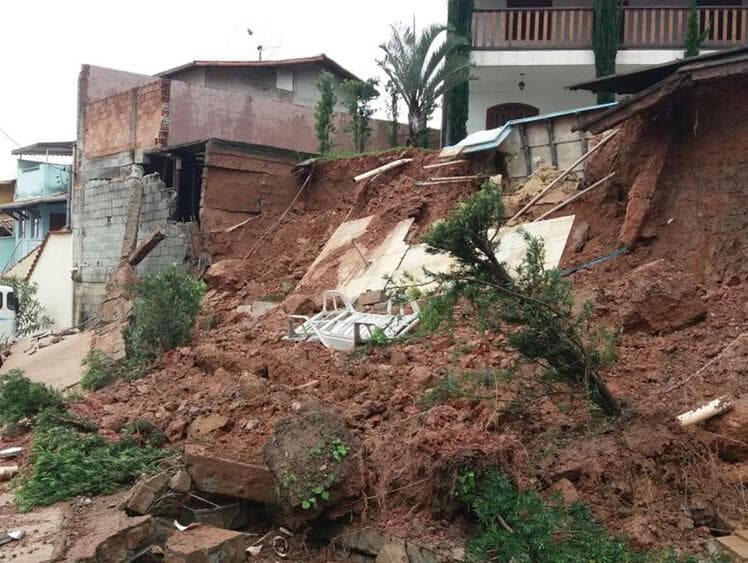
[0,1,446,179]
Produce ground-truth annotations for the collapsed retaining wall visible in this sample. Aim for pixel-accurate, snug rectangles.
[73,165,191,322]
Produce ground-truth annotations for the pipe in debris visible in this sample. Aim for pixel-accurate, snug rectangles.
[677,396,733,426]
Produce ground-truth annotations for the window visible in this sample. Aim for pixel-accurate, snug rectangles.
[6,291,16,313]
[17,218,25,239]
[486,103,540,130]
[31,216,41,239]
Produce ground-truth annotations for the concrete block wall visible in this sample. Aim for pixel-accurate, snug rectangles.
[73,165,192,322]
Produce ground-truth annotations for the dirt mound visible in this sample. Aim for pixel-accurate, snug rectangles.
[69,138,748,558]
[601,259,707,334]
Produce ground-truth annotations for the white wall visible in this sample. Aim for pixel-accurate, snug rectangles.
[27,232,74,330]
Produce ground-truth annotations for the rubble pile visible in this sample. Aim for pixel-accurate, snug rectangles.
[1,129,747,560]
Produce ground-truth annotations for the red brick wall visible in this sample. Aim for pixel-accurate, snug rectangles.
[83,80,170,159]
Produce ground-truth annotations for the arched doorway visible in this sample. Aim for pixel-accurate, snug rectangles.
[486,103,540,129]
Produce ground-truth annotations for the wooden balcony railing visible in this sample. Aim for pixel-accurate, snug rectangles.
[472,7,748,49]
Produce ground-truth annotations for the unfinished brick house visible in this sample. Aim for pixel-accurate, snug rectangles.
[72,57,400,323]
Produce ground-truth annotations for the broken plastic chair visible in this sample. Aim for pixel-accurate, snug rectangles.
[286,291,420,351]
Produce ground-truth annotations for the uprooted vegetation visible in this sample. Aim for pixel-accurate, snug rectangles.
[14,415,171,511]
[0,368,171,511]
[417,181,620,414]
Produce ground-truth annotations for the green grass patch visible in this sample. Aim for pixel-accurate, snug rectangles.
[80,350,145,391]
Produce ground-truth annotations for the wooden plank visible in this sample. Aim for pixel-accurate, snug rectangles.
[632,9,639,47]
[491,10,498,47]
[649,9,656,45]
[473,13,479,47]
[559,9,566,46]
[519,10,526,45]
[659,9,665,45]
[128,230,165,267]
[536,172,616,221]
[623,9,631,46]
[507,11,515,47]
[422,159,468,170]
[732,9,737,43]
[549,9,557,46]
[498,11,507,47]
[533,11,540,45]
[544,9,551,43]
[569,9,576,47]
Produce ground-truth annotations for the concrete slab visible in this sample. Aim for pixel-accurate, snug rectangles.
[0,485,66,562]
[3,331,90,390]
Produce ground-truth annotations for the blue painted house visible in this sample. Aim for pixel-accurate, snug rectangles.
[0,142,74,273]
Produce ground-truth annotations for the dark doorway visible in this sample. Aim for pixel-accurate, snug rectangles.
[486,103,540,129]
[175,152,204,223]
[49,213,66,232]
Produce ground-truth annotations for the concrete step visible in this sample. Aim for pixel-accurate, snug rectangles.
[736,530,748,542]
[716,534,748,561]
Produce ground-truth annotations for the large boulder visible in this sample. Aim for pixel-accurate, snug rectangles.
[185,445,275,503]
[164,525,246,562]
[263,404,360,519]
[602,259,706,334]
[203,259,246,292]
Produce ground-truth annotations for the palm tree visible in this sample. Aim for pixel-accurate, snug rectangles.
[378,24,472,147]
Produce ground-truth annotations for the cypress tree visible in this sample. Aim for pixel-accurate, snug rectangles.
[592,0,621,104]
[446,0,474,145]
[684,0,708,58]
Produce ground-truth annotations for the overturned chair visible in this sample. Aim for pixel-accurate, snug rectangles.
[286,290,420,351]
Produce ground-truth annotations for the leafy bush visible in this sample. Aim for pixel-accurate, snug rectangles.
[13,424,170,511]
[0,369,64,425]
[460,470,641,561]
[2,277,52,337]
[80,350,145,391]
[125,267,205,364]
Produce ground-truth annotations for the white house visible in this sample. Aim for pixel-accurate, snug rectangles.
[467,0,746,134]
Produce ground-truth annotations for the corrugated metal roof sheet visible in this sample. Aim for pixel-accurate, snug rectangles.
[445,103,616,156]
[567,46,748,94]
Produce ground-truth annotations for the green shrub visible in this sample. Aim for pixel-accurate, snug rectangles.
[80,350,145,391]
[13,424,170,511]
[0,370,64,425]
[460,470,641,561]
[2,277,52,337]
[125,267,205,364]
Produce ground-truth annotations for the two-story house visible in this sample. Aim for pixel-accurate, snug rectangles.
[468,0,747,134]
[0,142,73,273]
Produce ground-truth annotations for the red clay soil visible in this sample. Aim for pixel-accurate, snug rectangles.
[69,130,748,559]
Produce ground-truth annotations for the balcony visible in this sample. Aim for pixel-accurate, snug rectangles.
[472,6,748,49]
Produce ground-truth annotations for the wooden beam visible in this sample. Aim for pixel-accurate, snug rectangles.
[509,129,619,223]
[536,172,615,221]
[422,159,468,170]
[128,229,165,267]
